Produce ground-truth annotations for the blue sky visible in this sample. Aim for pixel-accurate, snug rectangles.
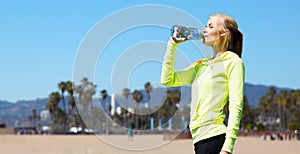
[1,1,300,102]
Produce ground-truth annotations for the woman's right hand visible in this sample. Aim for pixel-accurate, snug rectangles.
[170,26,192,43]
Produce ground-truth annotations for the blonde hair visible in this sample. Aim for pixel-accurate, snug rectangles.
[210,14,243,57]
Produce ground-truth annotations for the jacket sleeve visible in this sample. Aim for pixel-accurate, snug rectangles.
[160,40,196,87]
[222,58,245,153]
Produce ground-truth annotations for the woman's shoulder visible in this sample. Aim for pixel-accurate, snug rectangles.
[224,51,243,62]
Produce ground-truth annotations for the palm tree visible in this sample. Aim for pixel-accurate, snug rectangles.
[58,81,67,132]
[66,81,74,113]
[66,81,77,127]
[74,77,97,129]
[294,90,300,123]
[258,87,277,130]
[132,90,143,112]
[123,88,130,110]
[171,89,181,104]
[157,90,178,129]
[32,109,39,128]
[87,84,97,111]
[241,96,250,130]
[287,90,300,129]
[144,82,152,94]
[275,90,288,129]
[122,88,130,127]
[28,109,40,132]
[132,90,143,129]
[75,77,97,111]
[46,92,61,133]
[46,92,60,114]
[74,78,87,112]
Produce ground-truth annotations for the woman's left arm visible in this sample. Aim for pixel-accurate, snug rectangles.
[221,59,245,154]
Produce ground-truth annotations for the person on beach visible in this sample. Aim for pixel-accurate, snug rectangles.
[127,115,134,142]
[161,14,245,154]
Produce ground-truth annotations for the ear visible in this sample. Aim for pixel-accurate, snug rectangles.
[220,29,229,37]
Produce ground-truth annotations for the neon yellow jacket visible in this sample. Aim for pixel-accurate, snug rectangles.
[161,41,245,153]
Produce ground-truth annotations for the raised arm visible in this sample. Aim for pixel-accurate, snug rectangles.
[161,40,196,87]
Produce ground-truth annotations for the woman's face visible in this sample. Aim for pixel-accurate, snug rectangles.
[203,17,223,46]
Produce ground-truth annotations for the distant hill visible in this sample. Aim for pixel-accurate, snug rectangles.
[244,83,290,108]
[0,98,48,117]
[0,98,48,127]
[0,83,292,127]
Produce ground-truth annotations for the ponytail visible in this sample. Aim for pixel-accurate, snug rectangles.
[227,29,243,58]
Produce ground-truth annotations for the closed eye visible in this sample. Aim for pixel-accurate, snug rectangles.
[206,23,213,29]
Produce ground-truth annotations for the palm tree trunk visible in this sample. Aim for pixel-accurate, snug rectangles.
[61,93,67,133]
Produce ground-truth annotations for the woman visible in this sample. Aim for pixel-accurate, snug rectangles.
[161,14,245,154]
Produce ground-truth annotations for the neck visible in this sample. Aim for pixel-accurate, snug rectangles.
[212,45,224,59]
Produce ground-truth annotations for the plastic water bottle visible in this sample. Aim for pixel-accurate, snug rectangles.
[170,25,203,40]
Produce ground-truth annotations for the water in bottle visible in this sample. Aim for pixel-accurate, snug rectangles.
[170,25,203,40]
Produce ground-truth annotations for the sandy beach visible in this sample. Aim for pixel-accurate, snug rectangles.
[0,135,299,154]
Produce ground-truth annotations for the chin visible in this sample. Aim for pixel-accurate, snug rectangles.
[203,39,217,46]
